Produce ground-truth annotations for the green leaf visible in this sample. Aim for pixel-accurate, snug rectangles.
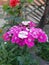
[17,56,24,65]
[27,0,34,3]
[3,4,10,11]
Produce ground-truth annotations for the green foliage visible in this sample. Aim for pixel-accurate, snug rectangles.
[27,0,34,3]
[0,41,39,65]
[36,42,49,61]
[3,4,21,16]
[3,0,34,15]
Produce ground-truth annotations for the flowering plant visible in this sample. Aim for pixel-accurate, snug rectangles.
[3,21,48,48]
[2,0,48,65]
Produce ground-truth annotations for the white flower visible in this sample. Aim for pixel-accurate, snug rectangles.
[4,42,7,44]
[22,21,30,25]
[18,31,28,39]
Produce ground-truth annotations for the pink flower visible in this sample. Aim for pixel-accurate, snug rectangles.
[20,26,26,31]
[24,35,35,48]
[30,27,39,39]
[18,39,25,46]
[9,26,21,35]
[30,27,35,33]
[11,35,20,43]
[38,32,48,43]
[10,26,21,32]
[36,28,43,33]
[3,33,10,41]
[29,21,37,27]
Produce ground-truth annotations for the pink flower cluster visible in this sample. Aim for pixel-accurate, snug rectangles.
[3,21,48,48]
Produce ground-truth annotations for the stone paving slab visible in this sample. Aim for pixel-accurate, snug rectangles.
[0,6,6,28]
[0,19,6,28]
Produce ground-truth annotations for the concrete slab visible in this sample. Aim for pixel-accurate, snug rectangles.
[0,19,6,27]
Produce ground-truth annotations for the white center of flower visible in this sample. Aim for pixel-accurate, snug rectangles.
[18,31,28,39]
[22,21,30,25]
